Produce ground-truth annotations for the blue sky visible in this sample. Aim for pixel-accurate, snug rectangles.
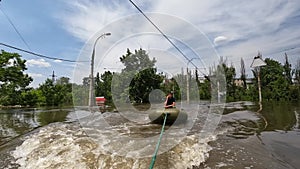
[1,0,300,87]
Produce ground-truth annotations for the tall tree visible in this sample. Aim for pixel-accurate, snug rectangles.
[118,48,163,103]
[95,71,113,103]
[39,79,56,106]
[56,77,70,85]
[283,53,293,84]
[38,77,72,106]
[0,50,32,105]
[258,58,290,101]
[240,58,247,89]
[218,57,236,101]
[95,72,101,97]
[120,48,156,72]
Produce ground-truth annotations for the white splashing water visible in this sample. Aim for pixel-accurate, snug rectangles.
[12,122,223,169]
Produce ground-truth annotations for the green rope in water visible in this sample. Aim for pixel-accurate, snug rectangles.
[149,113,168,169]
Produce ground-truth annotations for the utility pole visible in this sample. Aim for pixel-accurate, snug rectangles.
[186,67,190,104]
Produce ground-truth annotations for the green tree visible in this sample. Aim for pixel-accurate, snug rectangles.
[120,48,156,72]
[39,79,56,106]
[240,58,247,89]
[0,50,32,105]
[21,89,39,107]
[95,71,113,103]
[38,77,72,106]
[198,79,211,100]
[161,77,181,100]
[118,48,163,103]
[217,57,236,102]
[72,83,88,106]
[257,58,290,101]
[283,53,293,84]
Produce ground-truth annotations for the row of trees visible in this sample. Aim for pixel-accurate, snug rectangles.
[90,49,300,104]
[0,50,72,107]
[217,53,300,102]
[1,49,299,107]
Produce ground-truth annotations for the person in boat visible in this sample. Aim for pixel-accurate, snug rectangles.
[164,92,175,108]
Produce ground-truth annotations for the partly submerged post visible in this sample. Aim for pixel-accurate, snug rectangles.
[250,54,266,112]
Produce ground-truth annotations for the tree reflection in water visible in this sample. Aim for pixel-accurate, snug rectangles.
[0,108,71,145]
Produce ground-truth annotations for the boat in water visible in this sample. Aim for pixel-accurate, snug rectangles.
[149,108,187,124]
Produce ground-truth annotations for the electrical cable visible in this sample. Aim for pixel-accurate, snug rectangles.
[0,5,31,50]
[128,0,208,78]
[0,4,86,63]
[0,42,88,63]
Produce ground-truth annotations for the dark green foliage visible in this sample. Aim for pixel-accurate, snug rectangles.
[240,58,247,89]
[118,48,163,103]
[95,71,113,103]
[72,83,88,106]
[120,48,156,72]
[198,79,211,100]
[283,53,293,84]
[0,50,32,105]
[129,68,163,103]
[259,58,290,101]
[162,78,181,100]
[2,49,299,107]
[38,78,73,106]
[21,89,39,106]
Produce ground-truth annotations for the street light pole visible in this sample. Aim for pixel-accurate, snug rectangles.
[250,55,266,112]
[89,33,111,110]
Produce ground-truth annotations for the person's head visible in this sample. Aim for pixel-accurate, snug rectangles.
[168,92,173,97]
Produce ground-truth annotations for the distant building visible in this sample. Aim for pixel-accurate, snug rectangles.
[234,79,244,87]
[234,78,255,89]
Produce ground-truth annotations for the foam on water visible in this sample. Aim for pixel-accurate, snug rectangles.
[12,122,222,169]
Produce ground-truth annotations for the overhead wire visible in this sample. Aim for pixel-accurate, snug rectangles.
[0,4,31,51]
[0,3,86,63]
[128,0,209,78]
[0,42,88,63]
[0,3,53,78]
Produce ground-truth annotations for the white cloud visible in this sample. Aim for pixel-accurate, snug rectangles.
[28,73,43,78]
[214,36,228,46]
[53,59,63,63]
[26,59,51,68]
[59,1,133,41]
[59,0,300,81]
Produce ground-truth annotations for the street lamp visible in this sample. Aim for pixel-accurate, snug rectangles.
[250,55,267,112]
[89,33,111,110]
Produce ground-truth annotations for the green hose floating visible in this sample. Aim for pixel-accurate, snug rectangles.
[149,113,168,169]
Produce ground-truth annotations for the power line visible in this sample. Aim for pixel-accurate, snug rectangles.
[0,42,88,63]
[0,4,31,50]
[0,4,86,63]
[128,0,208,77]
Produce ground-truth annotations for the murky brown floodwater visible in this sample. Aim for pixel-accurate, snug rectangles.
[0,101,299,169]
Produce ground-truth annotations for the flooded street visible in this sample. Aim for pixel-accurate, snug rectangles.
[0,102,299,169]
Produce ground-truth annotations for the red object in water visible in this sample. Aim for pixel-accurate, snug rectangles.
[96,97,106,104]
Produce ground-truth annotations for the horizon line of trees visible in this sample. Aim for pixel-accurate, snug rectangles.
[1,49,300,107]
